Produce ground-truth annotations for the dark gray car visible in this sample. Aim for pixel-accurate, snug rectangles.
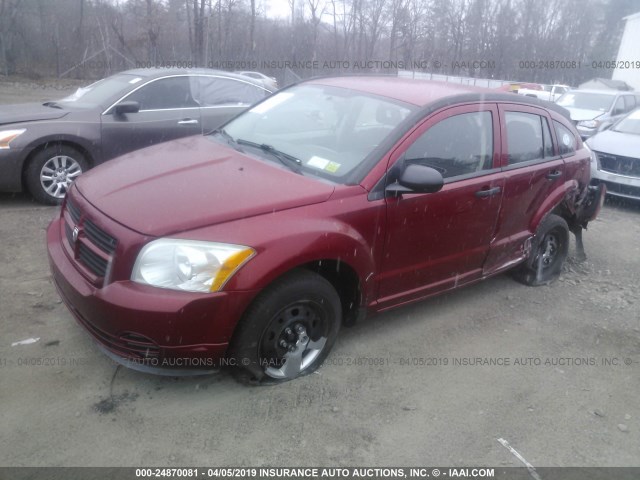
[0,68,272,204]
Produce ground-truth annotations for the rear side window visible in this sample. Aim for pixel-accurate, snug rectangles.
[404,111,494,179]
[190,76,268,106]
[126,77,198,110]
[505,111,549,164]
[554,121,577,155]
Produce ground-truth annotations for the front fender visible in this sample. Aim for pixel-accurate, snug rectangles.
[230,218,377,298]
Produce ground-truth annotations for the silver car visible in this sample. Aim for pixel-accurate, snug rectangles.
[587,108,640,200]
[556,89,640,139]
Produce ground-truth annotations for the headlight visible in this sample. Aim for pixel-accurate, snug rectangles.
[131,239,255,293]
[0,129,26,149]
[584,143,599,170]
[578,120,600,129]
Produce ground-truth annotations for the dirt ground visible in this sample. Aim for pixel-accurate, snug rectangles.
[0,80,639,469]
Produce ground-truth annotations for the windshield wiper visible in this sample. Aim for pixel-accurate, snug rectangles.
[235,138,302,173]
[42,101,62,109]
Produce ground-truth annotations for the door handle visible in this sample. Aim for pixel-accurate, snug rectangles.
[475,186,501,198]
[546,170,562,180]
[178,119,199,125]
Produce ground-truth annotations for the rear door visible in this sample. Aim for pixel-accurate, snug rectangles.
[378,104,503,306]
[483,104,563,275]
[100,76,202,160]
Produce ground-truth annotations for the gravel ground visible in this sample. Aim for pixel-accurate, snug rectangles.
[0,80,639,469]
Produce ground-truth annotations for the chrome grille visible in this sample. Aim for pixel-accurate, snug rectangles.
[597,152,640,178]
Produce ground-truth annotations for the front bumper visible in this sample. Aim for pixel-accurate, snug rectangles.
[0,146,26,192]
[576,125,598,140]
[591,168,640,200]
[47,216,258,373]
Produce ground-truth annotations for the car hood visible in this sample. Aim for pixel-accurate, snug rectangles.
[0,103,70,125]
[564,107,604,122]
[76,136,336,237]
[587,129,640,158]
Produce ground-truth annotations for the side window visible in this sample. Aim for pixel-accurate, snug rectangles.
[554,121,577,155]
[404,111,494,179]
[623,95,635,112]
[505,111,544,164]
[125,77,198,110]
[191,77,267,107]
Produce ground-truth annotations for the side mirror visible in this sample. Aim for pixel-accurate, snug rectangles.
[113,101,140,115]
[386,163,444,196]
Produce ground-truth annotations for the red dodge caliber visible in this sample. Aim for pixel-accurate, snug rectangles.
[47,77,605,383]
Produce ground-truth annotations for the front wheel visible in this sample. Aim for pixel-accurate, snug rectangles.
[25,145,88,205]
[513,214,569,286]
[229,270,341,384]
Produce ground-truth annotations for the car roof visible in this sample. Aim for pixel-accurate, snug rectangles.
[304,76,571,118]
[117,68,269,88]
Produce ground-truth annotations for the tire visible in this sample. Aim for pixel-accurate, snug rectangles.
[513,214,569,286]
[229,269,341,385]
[25,145,89,205]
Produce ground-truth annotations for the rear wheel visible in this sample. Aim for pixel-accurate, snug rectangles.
[25,145,88,205]
[513,214,569,286]
[229,270,341,384]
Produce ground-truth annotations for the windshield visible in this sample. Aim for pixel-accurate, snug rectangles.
[557,92,615,112]
[612,109,640,135]
[222,84,415,182]
[59,73,144,107]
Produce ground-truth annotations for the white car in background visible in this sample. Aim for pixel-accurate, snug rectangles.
[518,83,569,102]
[587,109,640,200]
[236,71,278,90]
[557,89,640,139]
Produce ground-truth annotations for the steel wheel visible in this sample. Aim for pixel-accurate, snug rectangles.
[229,269,341,384]
[538,231,559,269]
[260,301,329,379]
[513,214,569,287]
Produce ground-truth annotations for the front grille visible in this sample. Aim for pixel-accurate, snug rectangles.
[597,152,640,178]
[63,196,118,282]
[67,198,81,223]
[84,219,117,254]
[78,243,109,277]
[120,333,161,358]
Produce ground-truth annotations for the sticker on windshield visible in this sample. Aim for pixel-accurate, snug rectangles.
[562,133,572,146]
[307,156,330,169]
[129,77,143,84]
[325,162,341,173]
[250,92,293,114]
